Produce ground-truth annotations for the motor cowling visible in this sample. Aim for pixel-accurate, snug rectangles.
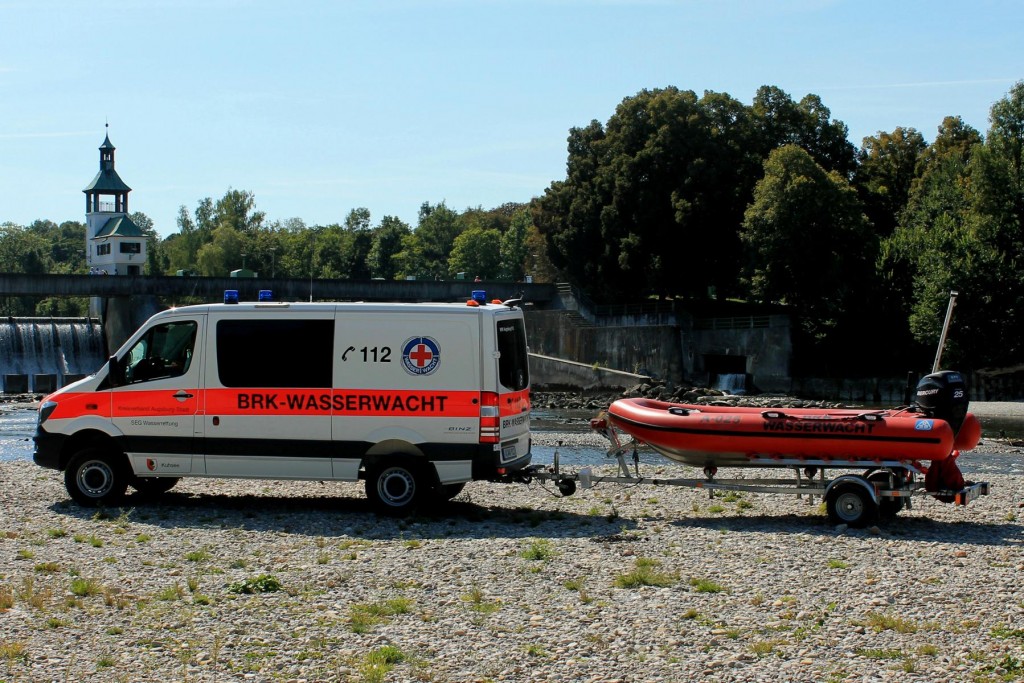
[915,370,969,435]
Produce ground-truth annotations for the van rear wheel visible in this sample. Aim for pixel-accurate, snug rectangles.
[65,448,128,507]
[366,461,424,515]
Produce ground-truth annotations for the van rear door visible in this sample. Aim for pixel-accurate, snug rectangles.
[494,313,530,464]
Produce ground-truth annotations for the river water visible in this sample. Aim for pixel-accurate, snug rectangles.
[5,404,1022,476]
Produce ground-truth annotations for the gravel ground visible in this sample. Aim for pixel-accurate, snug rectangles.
[2,440,1023,683]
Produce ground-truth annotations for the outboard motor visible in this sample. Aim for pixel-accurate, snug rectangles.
[915,370,969,435]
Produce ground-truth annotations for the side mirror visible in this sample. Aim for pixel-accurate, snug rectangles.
[107,355,125,388]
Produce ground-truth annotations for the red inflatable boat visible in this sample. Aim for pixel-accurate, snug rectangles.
[604,398,981,469]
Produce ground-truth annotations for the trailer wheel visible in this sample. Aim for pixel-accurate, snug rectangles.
[365,461,423,515]
[556,478,577,496]
[64,448,128,507]
[866,471,904,517]
[825,482,878,528]
[129,476,180,498]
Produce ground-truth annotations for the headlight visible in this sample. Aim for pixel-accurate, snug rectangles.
[38,401,58,426]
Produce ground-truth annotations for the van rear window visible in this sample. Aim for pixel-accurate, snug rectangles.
[217,319,334,388]
[496,318,529,391]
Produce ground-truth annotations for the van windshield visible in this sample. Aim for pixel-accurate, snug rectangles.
[496,318,529,391]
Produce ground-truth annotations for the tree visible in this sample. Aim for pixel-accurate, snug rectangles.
[740,145,874,368]
[414,202,464,278]
[499,209,532,280]
[195,225,244,276]
[751,86,857,177]
[854,127,928,238]
[448,226,501,279]
[344,207,372,232]
[367,216,411,280]
[879,84,1024,369]
[214,189,265,234]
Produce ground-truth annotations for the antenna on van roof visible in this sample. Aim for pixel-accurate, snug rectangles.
[501,297,524,309]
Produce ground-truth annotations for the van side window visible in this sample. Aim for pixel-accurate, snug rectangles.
[217,319,333,388]
[123,321,198,384]
[496,318,529,391]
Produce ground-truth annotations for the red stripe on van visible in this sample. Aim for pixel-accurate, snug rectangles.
[47,392,112,420]
[204,388,481,417]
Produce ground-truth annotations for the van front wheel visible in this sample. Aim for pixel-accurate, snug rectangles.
[65,449,128,507]
[366,462,423,515]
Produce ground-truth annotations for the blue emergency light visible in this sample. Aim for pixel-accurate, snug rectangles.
[471,290,487,305]
[258,290,273,301]
[224,290,240,304]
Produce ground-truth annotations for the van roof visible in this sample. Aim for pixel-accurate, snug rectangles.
[159,300,523,316]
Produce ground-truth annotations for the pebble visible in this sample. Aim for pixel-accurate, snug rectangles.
[1,454,1021,682]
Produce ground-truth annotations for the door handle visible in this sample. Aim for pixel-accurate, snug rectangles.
[173,391,194,400]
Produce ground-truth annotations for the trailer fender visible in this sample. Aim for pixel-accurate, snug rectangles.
[824,475,879,505]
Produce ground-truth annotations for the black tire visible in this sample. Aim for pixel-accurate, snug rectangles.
[825,481,879,528]
[365,461,425,515]
[866,471,904,517]
[64,448,129,507]
[129,475,180,497]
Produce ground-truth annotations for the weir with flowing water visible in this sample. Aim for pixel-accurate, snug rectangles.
[0,318,106,393]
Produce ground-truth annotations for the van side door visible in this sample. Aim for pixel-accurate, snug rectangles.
[111,317,204,475]
[202,313,335,478]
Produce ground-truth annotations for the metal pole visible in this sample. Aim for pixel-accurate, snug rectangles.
[931,290,958,373]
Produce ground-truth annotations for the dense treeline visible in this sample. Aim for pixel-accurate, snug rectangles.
[2,82,1022,374]
[535,83,1024,374]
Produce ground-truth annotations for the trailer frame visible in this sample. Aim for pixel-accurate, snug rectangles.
[506,426,990,527]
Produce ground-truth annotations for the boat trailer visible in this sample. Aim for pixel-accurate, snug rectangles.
[506,419,990,528]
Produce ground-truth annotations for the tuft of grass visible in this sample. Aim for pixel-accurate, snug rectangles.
[228,574,282,595]
[524,643,549,658]
[519,538,555,561]
[70,577,102,598]
[357,645,406,683]
[461,586,501,614]
[827,559,849,569]
[751,639,782,657]
[0,586,13,610]
[16,549,34,561]
[34,562,61,574]
[863,611,918,634]
[156,584,184,601]
[0,641,29,663]
[349,598,414,633]
[185,548,210,563]
[613,558,678,589]
[46,528,67,539]
[856,647,905,660]
[689,577,727,594]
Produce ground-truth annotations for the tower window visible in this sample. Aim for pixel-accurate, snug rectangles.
[120,242,141,254]
[97,244,111,256]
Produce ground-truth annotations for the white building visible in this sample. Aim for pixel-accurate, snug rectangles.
[83,131,146,275]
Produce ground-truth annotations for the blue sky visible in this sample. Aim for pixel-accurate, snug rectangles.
[3,0,1022,237]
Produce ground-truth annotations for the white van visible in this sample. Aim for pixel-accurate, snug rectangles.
[33,291,532,514]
